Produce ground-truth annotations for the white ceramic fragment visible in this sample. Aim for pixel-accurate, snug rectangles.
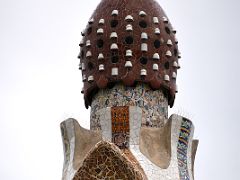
[173,61,178,68]
[126,50,133,57]
[79,40,84,47]
[155,28,160,35]
[126,24,133,31]
[166,50,172,57]
[153,53,160,60]
[99,64,104,71]
[111,10,119,16]
[141,43,148,52]
[164,74,170,81]
[110,43,118,50]
[141,69,147,76]
[139,11,147,17]
[141,32,148,40]
[153,64,159,71]
[86,40,91,47]
[153,17,159,24]
[111,67,118,76]
[86,51,92,58]
[178,52,181,59]
[97,28,104,34]
[125,61,132,68]
[125,15,134,22]
[99,19,105,25]
[98,53,104,60]
[110,32,118,39]
[167,39,173,46]
[172,72,177,79]
[162,16,168,23]
[88,75,94,82]
[82,74,86,81]
[88,18,94,24]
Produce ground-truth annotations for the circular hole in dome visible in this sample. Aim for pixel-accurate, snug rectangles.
[140,57,148,65]
[125,36,134,44]
[174,49,178,57]
[164,62,170,69]
[111,20,118,28]
[88,62,94,70]
[111,55,119,63]
[97,39,104,48]
[165,26,171,34]
[87,27,92,35]
[139,20,147,28]
[154,40,161,48]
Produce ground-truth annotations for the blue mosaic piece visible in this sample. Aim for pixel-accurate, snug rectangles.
[177,118,192,180]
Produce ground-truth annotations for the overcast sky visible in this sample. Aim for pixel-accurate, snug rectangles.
[0,0,240,179]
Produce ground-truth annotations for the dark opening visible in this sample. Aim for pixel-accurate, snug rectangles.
[140,57,148,65]
[97,39,104,48]
[111,20,118,28]
[111,51,119,63]
[88,62,94,70]
[154,40,161,48]
[139,20,147,28]
[111,55,119,63]
[164,62,170,69]
[87,27,92,35]
[125,36,134,44]
[165,26,171,34]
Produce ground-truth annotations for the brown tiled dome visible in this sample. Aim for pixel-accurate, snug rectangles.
[78,0,180,108]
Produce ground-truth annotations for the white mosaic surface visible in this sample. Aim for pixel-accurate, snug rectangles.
[60,119,78,180]
[98,107,111,142]
[90,83,168,129]
[129,106,142,145]
[129,115,195,180]
[187,121,194,180]
[90,105,195,180]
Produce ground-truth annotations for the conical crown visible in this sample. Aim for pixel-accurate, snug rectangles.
[78,0,180,108]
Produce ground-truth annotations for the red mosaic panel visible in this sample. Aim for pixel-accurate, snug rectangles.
[111,106,129,149]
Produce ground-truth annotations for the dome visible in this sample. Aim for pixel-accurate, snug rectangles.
[78,0,180,108]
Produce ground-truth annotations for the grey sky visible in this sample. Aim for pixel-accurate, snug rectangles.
[0,0,239,179]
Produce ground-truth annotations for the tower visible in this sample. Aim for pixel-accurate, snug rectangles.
[60,0,198,179]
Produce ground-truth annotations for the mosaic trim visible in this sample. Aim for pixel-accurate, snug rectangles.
[90,83,168,130]
[111,106,129,149]
[177,118,192,180]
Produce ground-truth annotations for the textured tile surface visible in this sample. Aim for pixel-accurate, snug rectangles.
[73,141,146,180]
[91,83,168,129]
